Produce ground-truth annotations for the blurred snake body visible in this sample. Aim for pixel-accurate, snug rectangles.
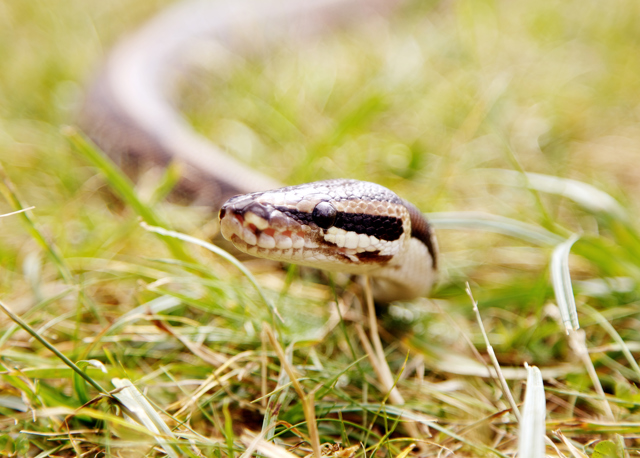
[82,0,438,301]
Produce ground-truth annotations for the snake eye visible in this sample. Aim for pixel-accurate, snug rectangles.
[312,202,337,229]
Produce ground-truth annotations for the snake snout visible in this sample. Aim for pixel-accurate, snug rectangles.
[219,195,286,246]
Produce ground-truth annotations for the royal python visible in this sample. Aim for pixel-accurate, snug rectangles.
[81,0,438,301]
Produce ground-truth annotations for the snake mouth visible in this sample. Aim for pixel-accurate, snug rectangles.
[219,201,310,252]
[219,198,399,272]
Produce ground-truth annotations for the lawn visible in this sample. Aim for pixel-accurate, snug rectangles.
[1,0,640,456]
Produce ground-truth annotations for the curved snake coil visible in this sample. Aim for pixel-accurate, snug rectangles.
[81,0,438,301]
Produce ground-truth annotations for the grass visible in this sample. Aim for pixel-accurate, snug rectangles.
[2,0,640,456]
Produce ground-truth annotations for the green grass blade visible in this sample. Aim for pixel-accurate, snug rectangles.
[140,223,281,321]
[0,166,72,283]
[428,211,564,246]
[583,304,640,381]
[0,300,109,396]
[64,127,191,262]
[483,169,628,220]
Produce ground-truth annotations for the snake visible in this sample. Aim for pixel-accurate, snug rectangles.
[81,0,438,302]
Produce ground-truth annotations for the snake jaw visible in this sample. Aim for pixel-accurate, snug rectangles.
[220,201,314,255]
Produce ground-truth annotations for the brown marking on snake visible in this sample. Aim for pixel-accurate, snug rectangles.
[355,251,393,263]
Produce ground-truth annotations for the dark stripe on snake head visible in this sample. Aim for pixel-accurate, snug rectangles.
[334,212,403,241]
[274,207,404,242]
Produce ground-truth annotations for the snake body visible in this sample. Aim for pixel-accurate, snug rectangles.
[82,0,438,301]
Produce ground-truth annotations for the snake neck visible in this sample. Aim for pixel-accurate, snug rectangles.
[371,237,437,302]
[371,203,437,301]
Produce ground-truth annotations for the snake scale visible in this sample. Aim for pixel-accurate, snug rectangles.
[81,0,438,301]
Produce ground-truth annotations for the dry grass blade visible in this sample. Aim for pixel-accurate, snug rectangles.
[0,206,35,218]
[554,430,589,458]
[568,330,614,421]
[394,442,416,458]
[363,276,405,405]
[111,378,181,458]
[517,364,546,458]
[240,432,300,458]
[263,323,321,458]
[466,284,521,421]
[551,234,581,332]
[260,335,293,442]
[355,324,398,401]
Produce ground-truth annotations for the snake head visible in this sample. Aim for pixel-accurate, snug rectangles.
[219,179,437,301]
[218,179,412,272]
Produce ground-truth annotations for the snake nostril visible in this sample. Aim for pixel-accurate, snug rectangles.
[218,208,226,220]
